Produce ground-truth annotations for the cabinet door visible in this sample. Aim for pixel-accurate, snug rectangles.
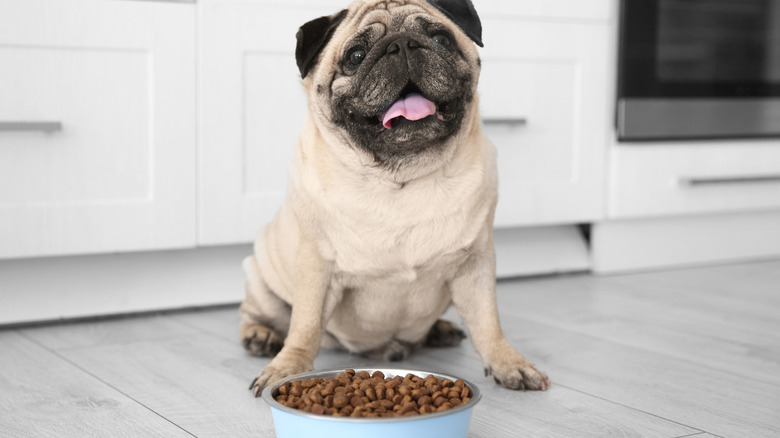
[479,20,610,227]
[198,1,342,245]
[0,0,196,259]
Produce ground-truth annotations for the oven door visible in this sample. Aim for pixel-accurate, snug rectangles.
[617,0,780,141]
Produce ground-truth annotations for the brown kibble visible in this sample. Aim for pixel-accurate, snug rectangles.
[420,404,436,414]
[273,370,473,418]
[333,394,348,408]
[437,402,453,412]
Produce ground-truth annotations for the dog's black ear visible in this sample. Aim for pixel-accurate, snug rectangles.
[295,9,348,79]
[426,0,483,47]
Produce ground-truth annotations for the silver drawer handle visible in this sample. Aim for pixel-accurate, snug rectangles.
[0,121,63,133]
[680,175,780,186]
[483,117,528,126]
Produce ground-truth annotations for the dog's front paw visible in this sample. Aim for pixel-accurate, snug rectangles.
[485,354,550,391]
[249,362,312,398]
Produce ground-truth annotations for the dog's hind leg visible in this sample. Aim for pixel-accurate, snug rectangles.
[240,255,291,357]
[424,319,467,348]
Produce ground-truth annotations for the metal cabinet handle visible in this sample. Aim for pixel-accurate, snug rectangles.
[0,121,63,133]
[483,117,528,126]
[680,175,780,186]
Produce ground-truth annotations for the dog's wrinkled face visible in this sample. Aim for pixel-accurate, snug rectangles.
[297,0,483,170]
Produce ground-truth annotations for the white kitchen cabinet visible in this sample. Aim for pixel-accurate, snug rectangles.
[0,0,197,259]
[479,18,611,227]
[198,0,342,245]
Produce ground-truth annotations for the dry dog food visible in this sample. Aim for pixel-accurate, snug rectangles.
[272,369,472,418]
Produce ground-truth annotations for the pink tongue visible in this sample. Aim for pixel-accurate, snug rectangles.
[382,93,436,129]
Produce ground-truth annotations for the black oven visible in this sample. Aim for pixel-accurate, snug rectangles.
[617,0,780,141]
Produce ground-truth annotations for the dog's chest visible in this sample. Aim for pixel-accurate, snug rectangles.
[316,174,490,280]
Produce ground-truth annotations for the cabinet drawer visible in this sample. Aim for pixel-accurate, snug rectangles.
[479,19,610,226]
[609,141,780,218]
[0,0,196,259]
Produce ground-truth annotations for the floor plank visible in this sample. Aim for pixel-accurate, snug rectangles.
[53,332,275,437]
[21,313,200,351]
[496,262,780,386]
[0,331,191,437]
[496,317,780,438]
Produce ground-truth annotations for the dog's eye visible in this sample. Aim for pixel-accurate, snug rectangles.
[347,48,366,66]
[432,33,451,47]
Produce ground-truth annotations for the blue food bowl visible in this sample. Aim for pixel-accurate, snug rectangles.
[262,368,482,438]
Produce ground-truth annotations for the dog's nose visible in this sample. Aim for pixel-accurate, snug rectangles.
[386,37,421,55]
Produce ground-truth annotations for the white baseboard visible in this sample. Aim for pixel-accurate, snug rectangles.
[494,226,591,278]
[0,245,251,326]
[591,210,780,274]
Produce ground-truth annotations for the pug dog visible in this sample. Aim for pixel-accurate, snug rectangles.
[241,0,550,397]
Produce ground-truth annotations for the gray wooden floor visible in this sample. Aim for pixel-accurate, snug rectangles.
[2,260,779,437]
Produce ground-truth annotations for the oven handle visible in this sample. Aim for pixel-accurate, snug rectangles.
[679,175,780,186]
